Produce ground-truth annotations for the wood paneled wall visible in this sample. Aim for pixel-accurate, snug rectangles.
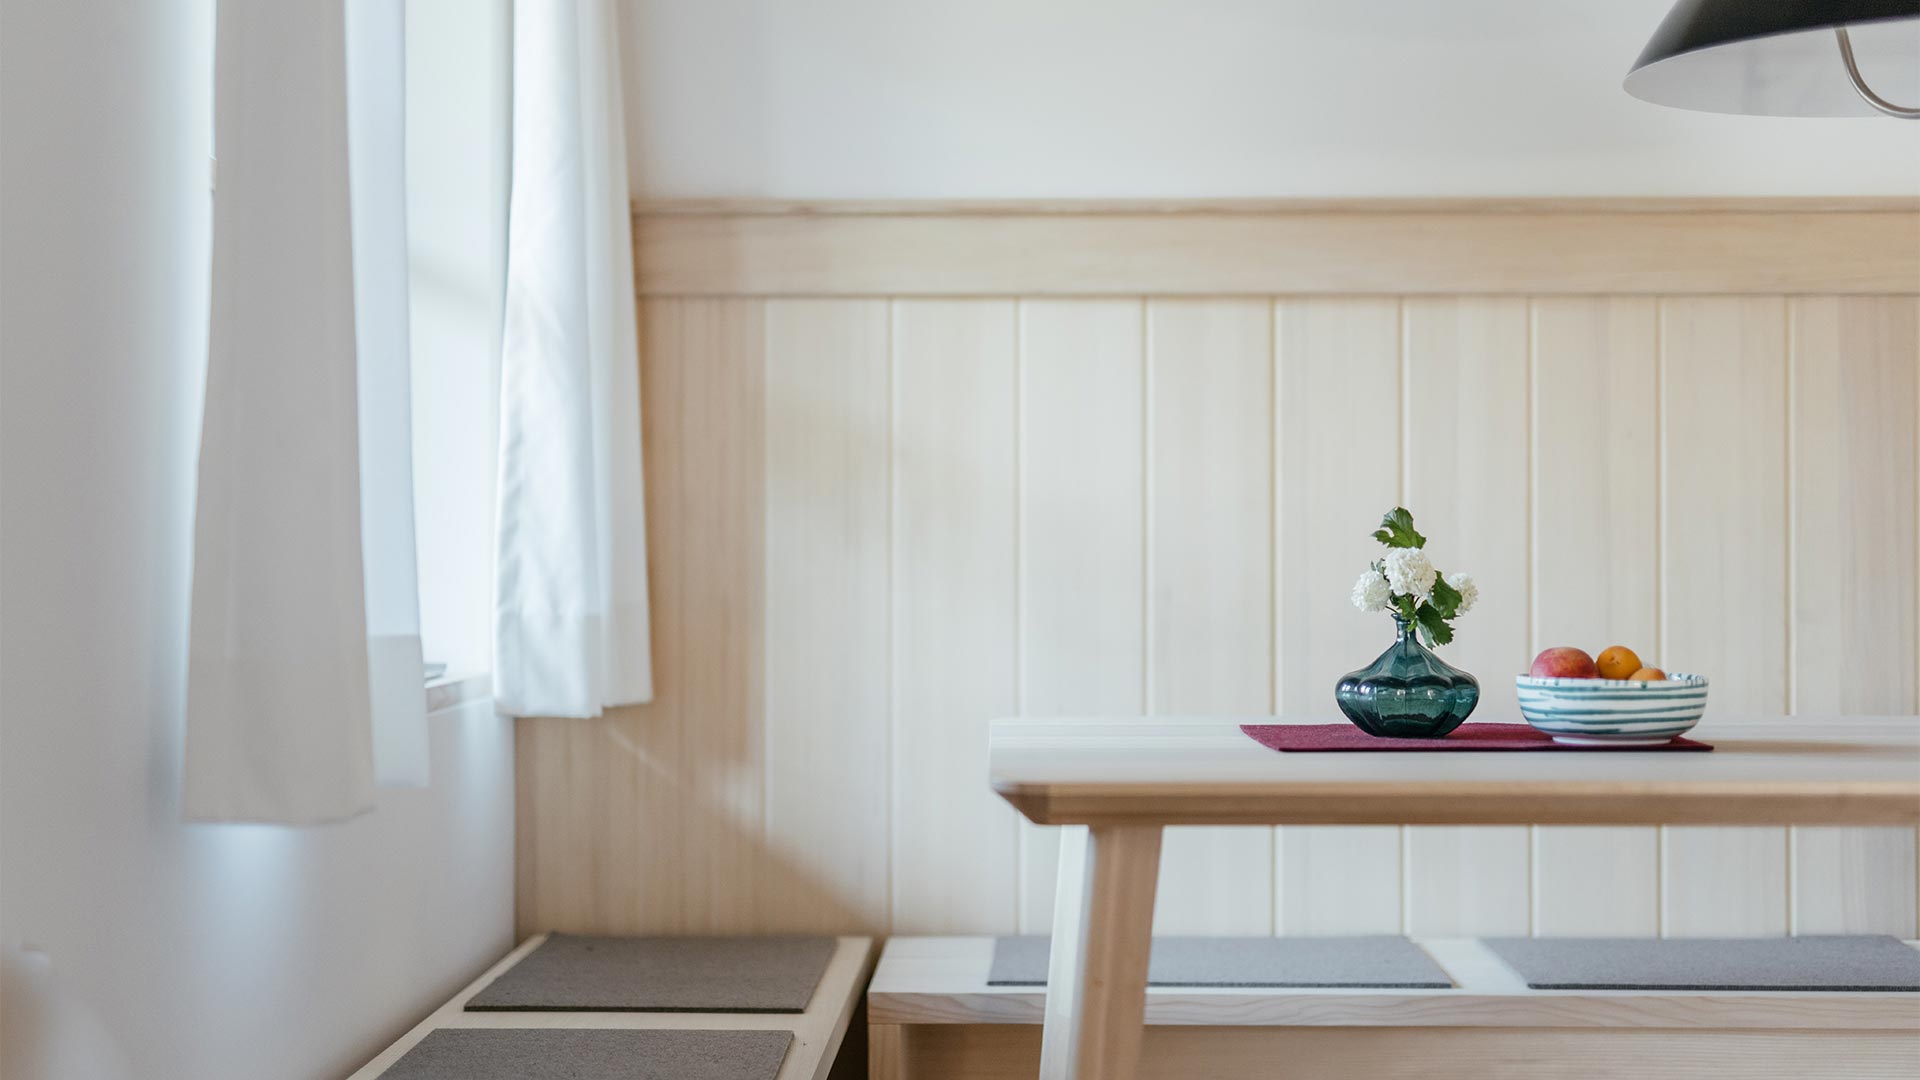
[517,202,1920,940]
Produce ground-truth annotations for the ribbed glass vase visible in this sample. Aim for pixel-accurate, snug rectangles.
[1334,616,1480,738]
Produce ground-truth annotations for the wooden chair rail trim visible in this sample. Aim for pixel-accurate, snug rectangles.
[630,198,1920,297]
[635,197,1920,216]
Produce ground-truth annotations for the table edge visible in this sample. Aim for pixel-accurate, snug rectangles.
[994,780,1920,827]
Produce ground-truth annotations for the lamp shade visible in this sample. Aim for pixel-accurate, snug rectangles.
[1625,0,1920,116]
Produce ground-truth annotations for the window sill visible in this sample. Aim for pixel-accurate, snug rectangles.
[426,671,490,715]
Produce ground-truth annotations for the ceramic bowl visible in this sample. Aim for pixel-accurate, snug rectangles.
[1514,673,1709,745]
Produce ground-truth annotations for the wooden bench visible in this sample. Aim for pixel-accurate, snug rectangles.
[867,937,1920,1080]
[350,934,875,1080]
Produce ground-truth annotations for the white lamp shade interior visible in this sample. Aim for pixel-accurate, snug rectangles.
[1626,16,1920,116]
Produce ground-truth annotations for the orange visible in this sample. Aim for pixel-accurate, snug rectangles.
[1595,645,1642,680]
[1628,667,1667,681]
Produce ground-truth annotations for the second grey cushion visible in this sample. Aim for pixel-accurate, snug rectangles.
[380,1029,792,1080]
[1484,935,1920,991]
[466,934,837,1013]
[988,935,1453,988]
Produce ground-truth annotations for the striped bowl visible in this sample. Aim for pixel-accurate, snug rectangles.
[1514,673,1709,745]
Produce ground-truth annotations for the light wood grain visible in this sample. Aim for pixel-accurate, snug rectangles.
[660,299,768,933]
[349,934,876,1080]
[1039,826,1163,1080]
[1789,296,1920,937]
[1532,826,1661,937]
[867,935,1920,1030]
[875,1025,1920,1080]
[1402,298,1533,935]
[631,205,1920,296]
[1275,297,1407,934]
[868,1023,905,1080]
[991,716,1920,827]
[1792,826,1919,936]
[516,299,767,937]
[1406,826,1531,936]
[1789,296,1920,718]
[1277,825,1403,935]
[1530,297,1664,936]
[762,299,892,932]
[1017,300,1147,933]
[1661,296,1791,714]
[1145,299,1274,935]
[1661,297,1792,937]
[1275,297,1405,713]
[1528,297,1664,665]
[892,300,1020,933]
[1402,297,1530,714]
[636,197,1920,216]
[521,201,1920,944]
[1663,826,1789,937]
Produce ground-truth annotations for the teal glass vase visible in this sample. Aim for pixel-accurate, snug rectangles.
[1335,616,1479,738]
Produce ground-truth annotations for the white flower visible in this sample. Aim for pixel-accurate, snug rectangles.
[1351,568,1391,613]
[1383,548,1437,601]
[1447,572,1478,614]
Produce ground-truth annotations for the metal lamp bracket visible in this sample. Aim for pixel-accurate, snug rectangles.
[1836,26,1920,118]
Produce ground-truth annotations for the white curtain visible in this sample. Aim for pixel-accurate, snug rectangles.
[184,0,425,825]
[494,0,654,719]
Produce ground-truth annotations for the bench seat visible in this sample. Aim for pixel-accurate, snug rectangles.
[868,936,1920,1080]
[350,934,875,1080]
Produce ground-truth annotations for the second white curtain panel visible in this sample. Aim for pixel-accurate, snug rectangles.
[494,0,653,719]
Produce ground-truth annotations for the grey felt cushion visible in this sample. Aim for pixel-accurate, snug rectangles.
[466,935,836,1013]
[380,1029,792,1080]
[1484,935,1920,991]
[988,935,1453,988]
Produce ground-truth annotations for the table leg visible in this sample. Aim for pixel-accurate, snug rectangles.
[1038,823,1163,1080]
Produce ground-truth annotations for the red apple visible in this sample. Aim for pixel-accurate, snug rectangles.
[1530,647,1598,679]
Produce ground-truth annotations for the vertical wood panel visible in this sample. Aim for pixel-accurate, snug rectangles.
[1275,297,1404,934]
[1530,297,1663,936]
[1017,299,1147,932]
[1792,827,1918,935]
[1402,298,1532,936]
[1533,826,1660,937]
[1663,828,1789,938]
[1405,826,1531,936]
[1788,296,1920,935]
[1403,297,1531,715]
[761,299,892,932]
[520,298,771,938]
[516,707,664,935]
[519,266,1913,943]
[891,299,1020,933]
[656,298,768,933]
[1147,298,1275,935]
[1661,296,1790,937]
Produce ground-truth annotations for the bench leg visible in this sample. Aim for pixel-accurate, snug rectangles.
[1038,824,1162,1080]
[867,1022,905,1080]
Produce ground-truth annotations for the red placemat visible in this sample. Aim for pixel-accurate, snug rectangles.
[1241,722,1712,752]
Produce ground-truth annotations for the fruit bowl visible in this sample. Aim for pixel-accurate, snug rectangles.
[1514,673,1709,745]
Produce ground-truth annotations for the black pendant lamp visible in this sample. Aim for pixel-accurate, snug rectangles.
[1626,1,1920,117]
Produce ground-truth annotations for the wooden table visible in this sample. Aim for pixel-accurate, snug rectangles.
[987,715,1920,1080]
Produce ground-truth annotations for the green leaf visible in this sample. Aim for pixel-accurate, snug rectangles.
[1427,573,1463,619]
[1396,594,1419,625]
[1371,507,1427,549]
[1415,602,1454,646]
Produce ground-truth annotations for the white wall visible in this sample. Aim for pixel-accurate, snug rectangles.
[0,3,513,1079]
[621,0,1920,198]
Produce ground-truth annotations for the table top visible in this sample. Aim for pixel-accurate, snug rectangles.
[988,716,1920,826]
